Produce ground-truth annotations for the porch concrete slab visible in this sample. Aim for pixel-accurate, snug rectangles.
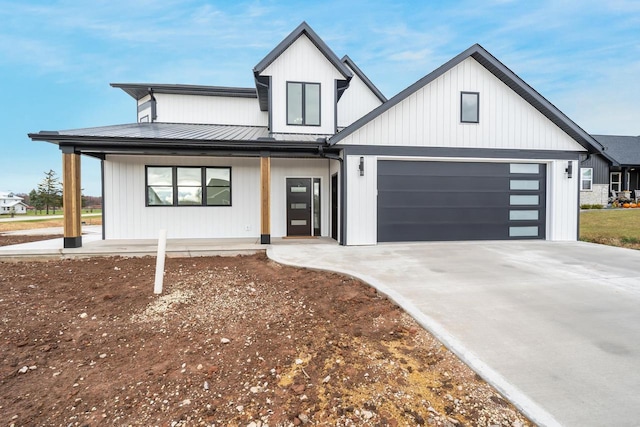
[0,233,336,260]
[267,241,640,427]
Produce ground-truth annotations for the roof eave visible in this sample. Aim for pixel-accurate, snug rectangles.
[341,55,387,103]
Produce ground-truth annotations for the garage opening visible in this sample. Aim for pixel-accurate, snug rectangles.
[377,161,546,242]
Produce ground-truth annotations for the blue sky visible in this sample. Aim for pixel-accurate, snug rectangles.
[1,0,638,196]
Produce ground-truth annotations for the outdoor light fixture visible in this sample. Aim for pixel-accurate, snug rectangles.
[359,156,365,176]
[565,161,573,178]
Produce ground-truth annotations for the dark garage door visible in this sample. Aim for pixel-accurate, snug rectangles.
[377,161,546,242]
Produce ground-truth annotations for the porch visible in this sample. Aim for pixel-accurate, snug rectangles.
[0,225,337,261]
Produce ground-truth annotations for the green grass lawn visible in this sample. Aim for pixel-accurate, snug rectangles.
[580,209,640,248]
[0,209,101,218]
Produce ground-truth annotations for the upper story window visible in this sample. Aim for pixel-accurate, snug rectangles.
[461,92,479,123]
[287,82,320,126]
[146,166,231,207]
[580,168,593,191]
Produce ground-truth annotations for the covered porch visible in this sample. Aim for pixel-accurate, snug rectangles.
[29,123,345,248]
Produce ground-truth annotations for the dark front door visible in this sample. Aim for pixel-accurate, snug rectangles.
[331,174,338,240]
[287,178,312,236]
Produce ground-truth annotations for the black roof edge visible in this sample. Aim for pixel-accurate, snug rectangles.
[330,44,611,159]
[111,83,257,100]
[252,21,353,80]
[341,55,387,103]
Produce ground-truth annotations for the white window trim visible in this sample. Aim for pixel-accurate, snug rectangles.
[580,168,593,191]
[610,172,622,193]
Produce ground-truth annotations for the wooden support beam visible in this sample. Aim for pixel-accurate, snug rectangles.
[62,153,82,248]
[260,156,271,244]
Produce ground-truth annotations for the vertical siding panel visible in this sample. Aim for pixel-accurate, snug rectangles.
[337,57,584,152]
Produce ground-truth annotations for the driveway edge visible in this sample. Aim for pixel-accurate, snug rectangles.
[267,246,562,427]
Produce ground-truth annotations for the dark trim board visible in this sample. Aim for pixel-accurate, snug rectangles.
[341,145,582,160]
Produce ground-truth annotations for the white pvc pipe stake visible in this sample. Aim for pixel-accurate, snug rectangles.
[154,229,167,294]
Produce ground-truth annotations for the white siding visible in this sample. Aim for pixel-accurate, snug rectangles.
[103,155,334,240]
[547,159,579,241]
[337,57,586,152]
[345,155,377,245]
[104,155,260,239]
[337,64,384,128]
[270,158,331,237]
[137,94,152,123]
[263,35,344,134]
[154,94,267,126]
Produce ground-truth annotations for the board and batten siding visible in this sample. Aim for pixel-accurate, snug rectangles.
[153,94,267,126]
[547,159,579,240]
[263,34,344,135]
[337,66,384,128]
[337,57,586,153]
[103,155,261,239]
[270,158,332,238]
[345,155,377,245]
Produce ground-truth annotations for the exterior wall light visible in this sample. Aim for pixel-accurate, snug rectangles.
[565,161,573,178]
[359,157,365,176]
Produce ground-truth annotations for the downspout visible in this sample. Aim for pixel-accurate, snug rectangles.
[148,88,157,122]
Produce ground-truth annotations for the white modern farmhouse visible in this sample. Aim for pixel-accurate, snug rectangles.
[30,22,606,248]
[0,192,28,215]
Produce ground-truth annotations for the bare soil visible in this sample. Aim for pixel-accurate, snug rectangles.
[0,235,63,247]
[0,254,531,427]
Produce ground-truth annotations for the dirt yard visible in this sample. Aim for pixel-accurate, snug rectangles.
[0,251,531,427]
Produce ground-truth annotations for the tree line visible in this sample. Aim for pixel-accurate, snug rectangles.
[15,170,102,215]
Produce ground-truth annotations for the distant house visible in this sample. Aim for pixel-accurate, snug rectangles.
[579,135,640,205]
[0,192,28,215]
[30,22,609,248]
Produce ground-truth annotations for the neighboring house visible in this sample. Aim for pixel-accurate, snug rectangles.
[0,192,28,215]
[579,135,640,206]
[29,22,607,248]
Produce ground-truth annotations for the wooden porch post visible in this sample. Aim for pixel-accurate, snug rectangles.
[62,151,82,248]
[260,155,271,244]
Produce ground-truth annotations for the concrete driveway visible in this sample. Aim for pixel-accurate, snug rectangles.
[268,241,640,427]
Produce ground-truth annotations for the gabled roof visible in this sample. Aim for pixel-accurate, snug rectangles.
[253,21,353,111]
[111,83,257,101]
[341,55,387,103]
[330,44,610,158]
[591,135,640,167]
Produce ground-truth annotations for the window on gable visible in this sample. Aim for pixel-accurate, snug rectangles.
[580,168,593,191]
[461,92,479,123]
[287,82,320,126]
[146,166,231,206]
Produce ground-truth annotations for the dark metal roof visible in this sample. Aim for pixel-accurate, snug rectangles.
[111,83,257,101]
[28,123,334,157]
[591,135,640,167]
[330,44,611,159]
[341,55,387,103]
[253,22,353,111]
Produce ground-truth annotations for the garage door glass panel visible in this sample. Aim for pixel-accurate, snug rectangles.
[510,195,539,205]
[510,180,539,190]
[509,226,539,237]
[509,210,539,220]
[510,164,539,174]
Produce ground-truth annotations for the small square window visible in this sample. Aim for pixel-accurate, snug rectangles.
[461,92,479,123]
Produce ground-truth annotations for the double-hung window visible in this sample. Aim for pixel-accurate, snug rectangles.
[287,82,320,126]
[580,168,593,191]
[146,166,231,206]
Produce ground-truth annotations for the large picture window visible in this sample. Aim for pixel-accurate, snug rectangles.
[461,91,479,123]
[287,82,320,126]
[146,166,231,206]
[580,168,593,191]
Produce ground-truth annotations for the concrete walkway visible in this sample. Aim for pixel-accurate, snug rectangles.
[268,241,640,427]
